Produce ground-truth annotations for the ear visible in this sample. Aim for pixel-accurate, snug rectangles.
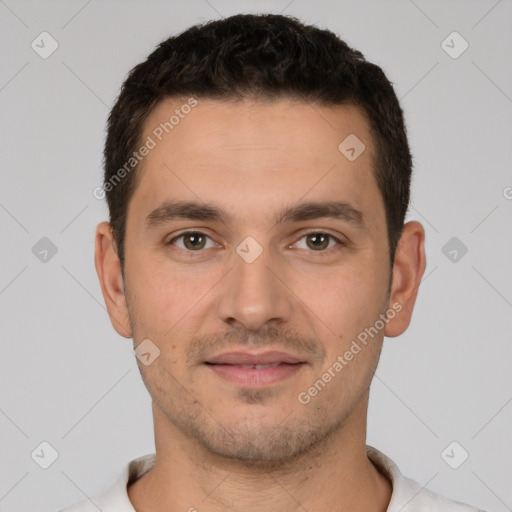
[94,221,133,338]
[384,221,426,338]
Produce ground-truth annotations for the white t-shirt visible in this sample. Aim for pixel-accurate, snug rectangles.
[59,445,485,511]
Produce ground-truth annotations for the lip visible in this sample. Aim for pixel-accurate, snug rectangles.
[205,350,304,365]
[204,351,306,387]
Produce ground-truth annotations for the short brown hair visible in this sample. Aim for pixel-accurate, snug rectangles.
[103,13,412,271]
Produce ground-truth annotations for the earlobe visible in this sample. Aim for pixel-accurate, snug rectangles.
[94,221,133,338]
[384,221,426,338]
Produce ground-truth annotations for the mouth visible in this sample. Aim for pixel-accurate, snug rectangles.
[204,351,306,387]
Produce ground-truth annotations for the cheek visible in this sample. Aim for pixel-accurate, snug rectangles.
[125,248,213,334]
[304,257,389,333]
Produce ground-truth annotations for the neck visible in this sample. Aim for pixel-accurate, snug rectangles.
[128,395,392,512]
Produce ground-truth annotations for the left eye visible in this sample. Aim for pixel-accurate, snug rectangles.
[294,232,341,251]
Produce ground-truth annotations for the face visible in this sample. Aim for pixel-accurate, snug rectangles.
[97,97,422,467]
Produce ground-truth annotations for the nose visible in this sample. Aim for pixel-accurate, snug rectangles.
[216,240,293,331]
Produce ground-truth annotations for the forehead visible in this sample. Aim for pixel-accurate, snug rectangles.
[128,97,383,231]
[144,96,372,161]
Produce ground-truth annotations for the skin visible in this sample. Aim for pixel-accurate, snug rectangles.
[95,97,426,512]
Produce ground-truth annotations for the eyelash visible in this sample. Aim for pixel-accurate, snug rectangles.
[166,230,344,255]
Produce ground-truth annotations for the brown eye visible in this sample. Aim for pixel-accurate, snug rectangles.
[293,232,342,253]
[183,233,206,250]
[169,231,214,251]
[305,233,330,250]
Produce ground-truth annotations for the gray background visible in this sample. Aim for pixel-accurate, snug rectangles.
[0,0,511,510]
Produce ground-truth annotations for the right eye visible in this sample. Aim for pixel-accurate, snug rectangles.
[167,231,217,251]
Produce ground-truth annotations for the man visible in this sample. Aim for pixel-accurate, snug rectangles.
[61,13,484,512]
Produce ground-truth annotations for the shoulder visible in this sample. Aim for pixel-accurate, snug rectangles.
[56,453,156,512]
[58,501,98,512]
[366,445,486,512]
[397,475,486,511]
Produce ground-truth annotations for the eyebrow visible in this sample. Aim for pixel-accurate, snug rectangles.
[144,200,364,230]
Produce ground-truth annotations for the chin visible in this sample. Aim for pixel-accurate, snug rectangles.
[187,413,342,469]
